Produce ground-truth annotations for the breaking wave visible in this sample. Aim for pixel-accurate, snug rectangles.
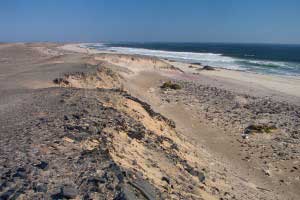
[84,43,300,76]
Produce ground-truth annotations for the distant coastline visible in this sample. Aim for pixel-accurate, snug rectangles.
[60,43,300,101]
[82,42,300,76]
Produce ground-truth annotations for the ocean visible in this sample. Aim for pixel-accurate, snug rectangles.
[85,42,300,76]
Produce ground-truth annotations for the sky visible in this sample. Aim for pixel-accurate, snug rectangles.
[0,0,300,44]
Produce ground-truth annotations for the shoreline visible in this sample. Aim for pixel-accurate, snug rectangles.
[61,43,300,102]
[61,43,300,77]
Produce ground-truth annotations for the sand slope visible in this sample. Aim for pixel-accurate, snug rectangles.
[0,43,299,200]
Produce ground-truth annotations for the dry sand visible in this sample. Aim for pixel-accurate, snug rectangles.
[0,43,299,200]
[61,43,300,102]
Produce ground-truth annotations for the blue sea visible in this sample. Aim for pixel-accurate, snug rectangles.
[85,42,300,76]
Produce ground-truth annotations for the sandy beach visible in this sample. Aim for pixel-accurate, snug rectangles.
[0,43,299,199]
[61,43,300,100]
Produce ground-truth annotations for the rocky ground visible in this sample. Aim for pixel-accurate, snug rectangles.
[159,79,300,197]
[0,44,224,200]
[1,43,299,200]
[0,82,199,199]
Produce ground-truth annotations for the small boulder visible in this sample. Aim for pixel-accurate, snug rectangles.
[202,65,215,71]
[62,186,78,199]
[34,161,48,170]
[13,167,27,179]
[244,124,276,135]
[185,165,206,183]
[197,171,206,183]
[51,185,78,199]
[34,183,48,193]
[263,169,271,176]
[160,81,182,90]
[161,176,170,185]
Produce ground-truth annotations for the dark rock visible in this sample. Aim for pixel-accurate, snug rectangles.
[130,178,157,200]
[127,130,144,140]
[132,160,138,165]
[50,188,62,199]
[161,176,170,185]
[115,184,139,200]
[72,114,81,120]
[34,161,48,170]
[34,183,48,193]
[89,126,99,134]
[51,186,78,199]
[160,81,182,90]
[64,124,74,131]
[185,165,205,183]
[201,65,215,71]
[62,185,78,199]
[88,176,106,185]
[0,189,15,199]
[13,167,27,179]
[197,171,206,183]
[170,143,179,151]
[53,78,69,85]
[244,124,276,135]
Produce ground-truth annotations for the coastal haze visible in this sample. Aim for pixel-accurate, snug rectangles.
[1,1,300,200]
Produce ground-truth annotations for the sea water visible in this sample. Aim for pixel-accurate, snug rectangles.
[85,42,300,76]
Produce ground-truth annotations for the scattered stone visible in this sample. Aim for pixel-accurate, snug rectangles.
[160,81,182,90]
[50,188,63,199]
[51,186,78,199]
[130,178,157,200]
[34,183,48,193]
[199,65,215,71]
[62,185,78,199]
[263,169,271,176]
[0,189,15,200]
[34,161,48,170]
[185,165,206,183]
[132,160,138,165]
[161,176,170,185]
[13,167,27,179]
[115,184,139,200]
[127,130,145,140]
[244,124,276,135]
[170,143,179,151]
[53,78,69,85]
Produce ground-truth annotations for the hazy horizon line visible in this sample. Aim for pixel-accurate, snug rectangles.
[1,40,300,46]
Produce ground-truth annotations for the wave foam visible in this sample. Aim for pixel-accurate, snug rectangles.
[85,43,300,76]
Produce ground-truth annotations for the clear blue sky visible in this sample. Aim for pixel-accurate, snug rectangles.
[1,0,300,44]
